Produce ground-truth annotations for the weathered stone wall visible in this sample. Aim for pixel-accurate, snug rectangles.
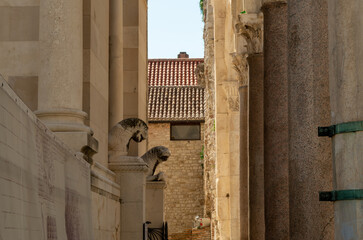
[169,226,212,240]
[91,162,121,240]
[148,123,205,235]
[204,0,243,238]
[202,0,217,236]
[0,76,93,239]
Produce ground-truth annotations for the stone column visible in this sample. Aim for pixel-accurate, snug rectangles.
[232,51,249,239]
[235,12,264,240]
[239,83,249,240]
[328,1,363,239]
[123,0,147,157]
[261,1,289,239]
[35,0,97,156]
[232,51,248,240]
[109,0,124,128]
[287,0,334,239]
[248,54,264,240]
[109,157,148,240]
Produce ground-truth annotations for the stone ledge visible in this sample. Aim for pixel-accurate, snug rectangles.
[109,156,149,172]
[146,181,167,189]
[91,161,120,199]
[91,185,121,203]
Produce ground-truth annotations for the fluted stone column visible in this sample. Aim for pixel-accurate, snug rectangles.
[236,13,264,240]
[328,1,363,239]
[262,1,289,239]
[36,0,97,156]
[287,0,334,239]
[109,0,124,128]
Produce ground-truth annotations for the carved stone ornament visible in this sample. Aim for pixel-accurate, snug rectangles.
[141,146,171,181]
[236,13,263,55]
[108,118,148,159]
[231,53,249,87]
[223,81,240,112]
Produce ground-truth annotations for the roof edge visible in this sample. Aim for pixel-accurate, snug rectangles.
[148,58,204,62]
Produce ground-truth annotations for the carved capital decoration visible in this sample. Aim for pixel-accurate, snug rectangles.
[231,53,249,87]
[236,13,263,55]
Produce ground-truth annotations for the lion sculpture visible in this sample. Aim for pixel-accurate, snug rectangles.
[141,146,170,181]
[108,118,148,159]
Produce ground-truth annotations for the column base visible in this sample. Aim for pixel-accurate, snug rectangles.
[35,108,93,134]
[35,108,97,162]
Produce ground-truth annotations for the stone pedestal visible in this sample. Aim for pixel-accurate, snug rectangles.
[288,0,334,239]
[328,1,363,239]
[146,181,166,228]
[109,156,148,240]
[262,1,289,239]
[36,0,97,156]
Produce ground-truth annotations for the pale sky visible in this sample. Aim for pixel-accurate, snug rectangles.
[148,0,205,59]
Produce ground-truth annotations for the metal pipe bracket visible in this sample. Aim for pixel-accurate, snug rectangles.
[318,120,363,137]
[319,189,363,202]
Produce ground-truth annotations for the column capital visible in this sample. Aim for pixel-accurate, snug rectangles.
[236,13,263,55]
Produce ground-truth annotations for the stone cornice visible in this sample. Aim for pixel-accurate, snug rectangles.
[109,162,149,172]
[262,0,287,6]
[109,156,149,173]
[236,13,263,55]
[146,181,167,189]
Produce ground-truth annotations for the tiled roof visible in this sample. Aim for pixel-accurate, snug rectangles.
[148,58,204,86]
[148,58,205,122]
[148,86,205,121]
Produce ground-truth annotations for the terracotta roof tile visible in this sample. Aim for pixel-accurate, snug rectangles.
[148,58,204,86]
[148,86,205,121]
[148,58,205,121]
